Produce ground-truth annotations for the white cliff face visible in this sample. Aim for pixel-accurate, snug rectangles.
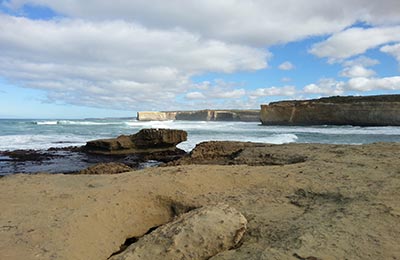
[137,111,178,121]
[137,110,260,122]
[260,95,400,126]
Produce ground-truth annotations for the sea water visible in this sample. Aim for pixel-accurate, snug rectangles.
[0,118,400,152]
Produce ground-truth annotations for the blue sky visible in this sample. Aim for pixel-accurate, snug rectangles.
[0,1,399,118]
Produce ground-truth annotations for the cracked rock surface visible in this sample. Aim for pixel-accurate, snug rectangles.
[110,204,247,260]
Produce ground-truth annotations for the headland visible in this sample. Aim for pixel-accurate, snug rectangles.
[261,94,400,126]
[137,109,260,122]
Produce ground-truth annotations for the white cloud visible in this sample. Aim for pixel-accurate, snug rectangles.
[340,65,376,78]
[342,56,380,67]
[2,1,400,111]
[310,26,400,60]
[185,92,206,100]
[278,61,295,71]
[4,0,400,46]
[303,78,345,95]
[250,86,297,98]
[0,15,268,110]
[210,88,246,99]
[347,76,400,91]
[381,43,400,63]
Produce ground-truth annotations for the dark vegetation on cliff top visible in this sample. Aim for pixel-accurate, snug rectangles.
[269,94,400,105]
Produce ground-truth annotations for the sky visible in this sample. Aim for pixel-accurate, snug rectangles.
[0,0,400,118]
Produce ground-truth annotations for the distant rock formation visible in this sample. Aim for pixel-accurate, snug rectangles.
[260,95,400,126]
[84,129,187,155]
[137,110,260,122]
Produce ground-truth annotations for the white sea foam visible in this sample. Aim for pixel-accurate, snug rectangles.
[35,121,58,125]
[34,120,125,126]
[0,134,88,150]
[2,119,400,151]
[177,133,298,152]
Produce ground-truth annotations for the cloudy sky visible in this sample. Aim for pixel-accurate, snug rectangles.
[0,0,399,118]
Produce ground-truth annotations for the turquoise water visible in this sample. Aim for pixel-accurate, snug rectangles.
[0,118,399,151]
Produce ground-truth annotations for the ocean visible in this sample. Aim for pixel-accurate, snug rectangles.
[1,118,400,152]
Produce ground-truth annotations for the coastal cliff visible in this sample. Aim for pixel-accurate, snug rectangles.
[260,95,400,126]
[137,110,260,122]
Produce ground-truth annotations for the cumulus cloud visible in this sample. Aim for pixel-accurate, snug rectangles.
[185,92,206,100]
[310,26,400,60]
[303,78,345,95]
[347,76,400,91]
[1,1,400,111]
[340,65,376,78]
[250,86,297,98]
[278,61,295,71]
[0,14,268,110]
[4,0,400,46]
[381,43,400,64]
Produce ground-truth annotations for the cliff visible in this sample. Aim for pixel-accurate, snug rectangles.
[260,95,400,126]
[137,110,260,122]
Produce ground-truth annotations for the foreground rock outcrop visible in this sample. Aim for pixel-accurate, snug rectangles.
[1,142,400,259]
[261,94,400,126]
[137,110,260,122]
[110,204,247,260]
[84,129,187,155]
[170,141,307,166]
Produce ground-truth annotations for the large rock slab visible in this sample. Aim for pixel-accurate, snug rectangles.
[84,128,187,155]
[110,204,247,260]
[260,94,400,126]
[170,141,307,166]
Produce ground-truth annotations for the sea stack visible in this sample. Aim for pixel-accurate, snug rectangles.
[260,95,400,126]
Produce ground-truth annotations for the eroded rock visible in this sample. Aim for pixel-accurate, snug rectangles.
[170,141,307,166]
[260,94,400,126]
[109,204,247,260]
[77,162,133,175]
[84,129,187,155]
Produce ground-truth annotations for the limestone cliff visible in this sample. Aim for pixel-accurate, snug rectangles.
[260,95,400,126]
[137,110,260,122]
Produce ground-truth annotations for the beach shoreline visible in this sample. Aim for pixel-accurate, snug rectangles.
[1,142,399,259]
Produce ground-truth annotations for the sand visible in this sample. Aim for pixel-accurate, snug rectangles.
[1,142,400,259]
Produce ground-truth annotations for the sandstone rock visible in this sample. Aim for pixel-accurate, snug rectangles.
[77,162,132,175]
[109,204,247,260]
[170,141,307,166]
[137,110,260,122]
[84,129,187,155]
[260,94,400,126]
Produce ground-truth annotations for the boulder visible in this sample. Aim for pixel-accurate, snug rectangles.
[84,129,187,155]
[109,204,247,260]
[77,162,133,175]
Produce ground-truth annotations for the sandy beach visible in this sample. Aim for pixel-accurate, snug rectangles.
[1,142,400,259]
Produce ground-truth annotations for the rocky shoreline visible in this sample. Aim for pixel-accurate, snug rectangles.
[0,129,188,175]
[1,135,400,259]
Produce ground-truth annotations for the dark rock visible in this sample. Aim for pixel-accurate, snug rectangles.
[169,141,307,166]
[0,150,59,162]
[84,129,187,155]
[77,162,133,175]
